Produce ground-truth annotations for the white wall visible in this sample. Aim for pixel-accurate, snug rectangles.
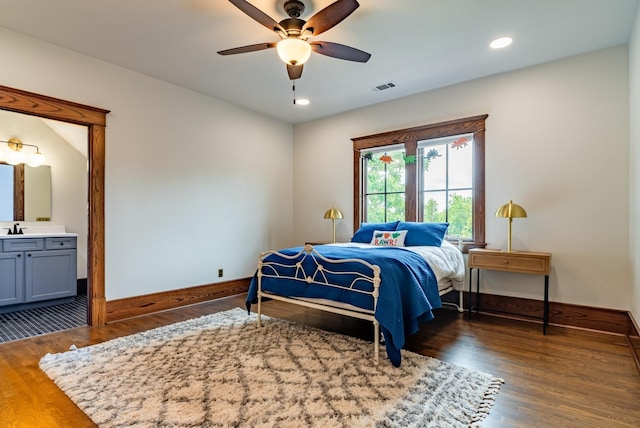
[0,111,88,278]
[0,25,633,312]
[0,27,294,300]
[630,6,640,326]
[294,46,630,310]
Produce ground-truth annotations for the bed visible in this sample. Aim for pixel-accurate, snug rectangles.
[246,221,465,367]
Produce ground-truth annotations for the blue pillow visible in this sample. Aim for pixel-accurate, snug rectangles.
[396,221,449,246]
[351,221,399,243]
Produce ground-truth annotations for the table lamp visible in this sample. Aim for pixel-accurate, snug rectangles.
[323,207,343,243]
[494,200,527,252]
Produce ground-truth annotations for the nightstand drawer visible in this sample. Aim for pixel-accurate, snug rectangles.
[469,251,550,275]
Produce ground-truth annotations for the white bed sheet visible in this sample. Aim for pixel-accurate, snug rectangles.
[328,240,465,291]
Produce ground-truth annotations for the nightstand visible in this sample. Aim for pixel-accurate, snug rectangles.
[468,248,551,334]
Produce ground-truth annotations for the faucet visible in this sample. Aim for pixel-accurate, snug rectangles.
[11,223,23,235]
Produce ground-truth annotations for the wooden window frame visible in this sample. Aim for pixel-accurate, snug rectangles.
[352,114,488,251]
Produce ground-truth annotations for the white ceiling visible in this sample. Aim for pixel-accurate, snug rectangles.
[0,0,637,124]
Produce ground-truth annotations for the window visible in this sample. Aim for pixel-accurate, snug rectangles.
[418,134,473,239]
[352,115,487,250]
[362,147,405,223]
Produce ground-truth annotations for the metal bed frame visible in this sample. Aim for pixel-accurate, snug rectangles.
[256,244,463,365]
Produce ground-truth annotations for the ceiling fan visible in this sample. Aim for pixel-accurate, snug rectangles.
[218,0,371,80]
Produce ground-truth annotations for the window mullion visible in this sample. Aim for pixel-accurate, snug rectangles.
[405,140,417,222]
[445,143,450,223]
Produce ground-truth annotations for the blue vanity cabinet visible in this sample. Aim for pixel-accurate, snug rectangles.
[0,252,24,306]
[1,238,42,307]
[0,236,77,307]
[25,237,77,302]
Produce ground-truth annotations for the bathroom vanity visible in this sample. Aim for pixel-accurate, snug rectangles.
[0,233,77,313]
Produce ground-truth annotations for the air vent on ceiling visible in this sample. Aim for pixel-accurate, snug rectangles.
[371,81,397,92]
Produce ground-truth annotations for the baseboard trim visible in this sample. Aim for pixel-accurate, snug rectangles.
[105,278,250,322]
[441,291,639,336]
[106,283,638,337]
[77,278,87,295]
[630,312,640,337]
[628,312,640,375]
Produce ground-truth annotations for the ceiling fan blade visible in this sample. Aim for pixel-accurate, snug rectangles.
[302,0,360,36]
[217,42,276,55]
[310,41,370,63]
[228,0,285,34]
[287,64,303,80]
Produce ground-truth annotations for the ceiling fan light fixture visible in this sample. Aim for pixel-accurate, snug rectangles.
[277,38,311,66]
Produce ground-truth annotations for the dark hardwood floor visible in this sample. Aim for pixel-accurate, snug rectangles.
[1,294,639,427]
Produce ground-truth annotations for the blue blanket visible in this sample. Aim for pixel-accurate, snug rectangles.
[246,245,442,367]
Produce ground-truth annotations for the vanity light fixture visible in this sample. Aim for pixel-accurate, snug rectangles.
[0,137,46,167]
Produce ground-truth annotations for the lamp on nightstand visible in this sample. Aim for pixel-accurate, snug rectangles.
[323,207,343,243]
[495,200,527,252]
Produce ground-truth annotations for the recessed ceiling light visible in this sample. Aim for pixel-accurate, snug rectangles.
[490,36,513,49]
[294,98,310,106]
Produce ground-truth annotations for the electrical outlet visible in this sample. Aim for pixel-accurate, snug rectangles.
[218,268,223,278]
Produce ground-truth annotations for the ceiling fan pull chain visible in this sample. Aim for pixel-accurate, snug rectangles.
[293,80,296,105]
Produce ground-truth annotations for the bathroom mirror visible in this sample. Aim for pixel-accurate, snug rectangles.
[0,163,51,222]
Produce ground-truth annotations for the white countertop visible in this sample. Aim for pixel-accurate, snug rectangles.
[0,232,78,239]
[0,225,76,238]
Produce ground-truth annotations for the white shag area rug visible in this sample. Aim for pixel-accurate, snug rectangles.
[40,308,503,427]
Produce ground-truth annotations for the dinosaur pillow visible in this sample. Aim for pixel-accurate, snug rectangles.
[351,221,399,243]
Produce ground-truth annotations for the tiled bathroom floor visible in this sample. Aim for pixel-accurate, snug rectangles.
[0,295,87,343]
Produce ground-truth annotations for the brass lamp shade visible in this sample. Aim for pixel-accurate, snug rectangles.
[324,207,343,243]
[323,207,343,220]
[495,200,527,252]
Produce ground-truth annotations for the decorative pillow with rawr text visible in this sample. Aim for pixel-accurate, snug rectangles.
[370,230,408,247]
[352,221,399,243]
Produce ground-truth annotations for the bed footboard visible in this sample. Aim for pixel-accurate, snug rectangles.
[256,244,382,364]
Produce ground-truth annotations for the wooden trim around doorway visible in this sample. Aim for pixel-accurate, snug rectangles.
[0,85,109,326]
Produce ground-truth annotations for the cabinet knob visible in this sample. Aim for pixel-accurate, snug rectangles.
[60,242,64,246]
[27,253,31,257]
[17,254,21,258]
[504,260,509,264]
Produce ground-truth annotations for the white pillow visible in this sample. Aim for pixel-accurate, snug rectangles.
[370,230,408,247]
